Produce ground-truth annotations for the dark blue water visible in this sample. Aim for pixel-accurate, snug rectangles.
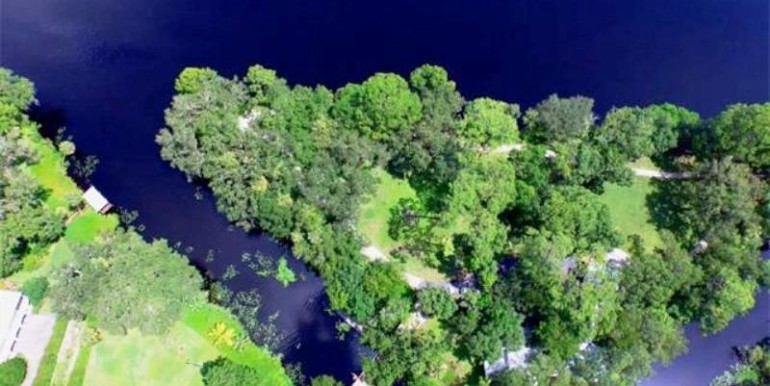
[2,0,768,384]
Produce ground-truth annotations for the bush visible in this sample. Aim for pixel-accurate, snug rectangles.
[0,357,27,386]
[202,357,265,386]
[21,277,49,308]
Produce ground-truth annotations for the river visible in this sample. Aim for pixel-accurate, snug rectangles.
[2,0,768,384]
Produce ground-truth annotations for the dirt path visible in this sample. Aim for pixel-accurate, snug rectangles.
[632,168,692,179]
[51,320,86,386]
[361,246,459,293]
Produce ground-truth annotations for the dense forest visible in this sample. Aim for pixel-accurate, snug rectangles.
[0,69,290,386]
[157,64,770,386]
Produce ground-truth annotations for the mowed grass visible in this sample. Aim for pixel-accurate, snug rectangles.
[357,168,417,253]
[32,318,69,386]
[357,168,451,281]
[600,177,663,249]
[21,124,80,211]
[85,324,216,386]
[83,303,291,386]
[65,210,119,244]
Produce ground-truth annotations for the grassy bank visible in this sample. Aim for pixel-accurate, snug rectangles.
[82,303,291,386]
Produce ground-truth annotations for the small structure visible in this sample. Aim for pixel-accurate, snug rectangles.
[83,186,112,214]
[351,372,370,386]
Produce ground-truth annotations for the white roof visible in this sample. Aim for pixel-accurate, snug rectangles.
[83,186,110,211]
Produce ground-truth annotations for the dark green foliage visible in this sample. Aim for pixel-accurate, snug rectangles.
[524,94,595,143]
[538,186,620,253]
[158,63,770,385]
[0,357,27,386]
[707,103,770,172]
[459,98,519,146]
[311,375,344,386]
[361,328,450,386]
[50,230,203,334]
[644,103,700,155]
[21,276,49,308]
[202,357,269,386]
[452,295,525,363]
[417,287,457,320]
[596,107,657,161]
[332,73,422,141]
[0,71,66,278]
[387,65,464,191]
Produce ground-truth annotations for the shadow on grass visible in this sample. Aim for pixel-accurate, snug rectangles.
[645,179,690,241]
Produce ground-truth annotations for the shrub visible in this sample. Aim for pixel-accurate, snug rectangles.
[21,277,49,308]
[0,356,27,386]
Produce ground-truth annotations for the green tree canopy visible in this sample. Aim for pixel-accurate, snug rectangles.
[0,357,26,386]
[332,73,422,141]
[202,357,273,386]
[524,94,595,144]
[417,287,458,320]
[709,103,770,172]
[51,230,203,334]
[459,98,520,147]
[0,68,35,110]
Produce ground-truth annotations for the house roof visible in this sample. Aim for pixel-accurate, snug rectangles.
[83,186,110,212]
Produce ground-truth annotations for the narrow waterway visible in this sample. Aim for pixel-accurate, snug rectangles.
[2,0,767,383]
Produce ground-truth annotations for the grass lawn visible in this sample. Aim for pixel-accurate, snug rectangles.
[83,303,290,386]
[65,211,119,244]
[85,323,215,386]
[357,168,417,253]
[67,342,92,386]
[33,318,69,386]
[21,124,80,211]
[600,177,663,250]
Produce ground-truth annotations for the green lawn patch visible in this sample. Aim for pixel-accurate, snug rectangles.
[81,303,290,386]
[67,342,92,386]
[600,178,663,249]
[357,168,417,253]
[21,124,80,211]
[182,303,290,385]
[85,323,215,386]
[33,318,69,386]
[64,211,119,244]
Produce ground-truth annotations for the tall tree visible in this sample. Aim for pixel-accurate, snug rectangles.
[524,94,595,144]
[51,230,203,334]
[709,103,770,172]
[332,73,422,141]
[458,98,520,147]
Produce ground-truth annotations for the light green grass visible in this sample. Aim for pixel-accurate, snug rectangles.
[600,177,663,249]
[182,303,289,384]
[21,124,80,211]
[85,324,215,386]
[83,303,290,386]
[67,342,92,386]
[65,211,119,244]
[33,318,69,386]
[357,169,452,280]
[357,168,417,253]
